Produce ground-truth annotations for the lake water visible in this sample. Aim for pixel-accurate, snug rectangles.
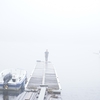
[0,42,100,100]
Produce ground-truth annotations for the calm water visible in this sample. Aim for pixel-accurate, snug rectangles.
[0,42,100,100]
[0,89,24,100]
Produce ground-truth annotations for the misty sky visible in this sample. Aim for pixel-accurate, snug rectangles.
[0,0,100,44]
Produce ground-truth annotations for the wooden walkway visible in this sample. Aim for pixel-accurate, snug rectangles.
[17,61,61,100]
[26,61,60,90]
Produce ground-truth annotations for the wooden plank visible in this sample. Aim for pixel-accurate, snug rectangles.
[38,87,46,100]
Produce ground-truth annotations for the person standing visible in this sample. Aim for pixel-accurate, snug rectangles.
[45,49,49,62]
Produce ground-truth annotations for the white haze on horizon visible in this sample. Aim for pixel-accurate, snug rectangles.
[0,0,100,44]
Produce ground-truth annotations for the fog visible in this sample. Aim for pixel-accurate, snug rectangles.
[0,0,100,99]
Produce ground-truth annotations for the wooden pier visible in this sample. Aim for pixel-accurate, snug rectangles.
[17,60,62,100]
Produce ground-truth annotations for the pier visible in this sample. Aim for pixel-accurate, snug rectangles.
[17,51,62,100]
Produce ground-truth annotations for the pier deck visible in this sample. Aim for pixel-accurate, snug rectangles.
[17,61,61,100]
